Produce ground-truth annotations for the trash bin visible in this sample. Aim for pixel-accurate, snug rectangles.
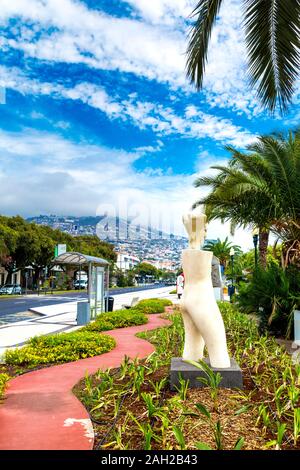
[105,296,114,312]
[77,301,90,325]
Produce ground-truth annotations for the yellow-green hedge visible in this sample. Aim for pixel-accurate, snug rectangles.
[5,331,115,366]
[0,373,9,399]
[83,309,147,332]
[134,298,172,314]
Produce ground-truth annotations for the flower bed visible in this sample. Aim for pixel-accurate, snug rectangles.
[83,309,147,332]
[3,306,150,368]
[75,302,300,450]
[5,331,116,366]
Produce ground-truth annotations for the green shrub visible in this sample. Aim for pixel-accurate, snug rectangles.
[134,298,172,314]
[83,309,147,332]
[236,264,300,338]
[169,290,177,294]
[0,373,9,399]
[5,331,115,366]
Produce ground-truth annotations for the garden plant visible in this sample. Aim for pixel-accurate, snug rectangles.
[75,303,300,450]
[3,307,150,368]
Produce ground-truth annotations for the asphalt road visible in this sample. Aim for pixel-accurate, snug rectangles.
[0,283,169,324]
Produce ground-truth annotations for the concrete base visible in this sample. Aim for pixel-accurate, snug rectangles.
[170,357,243,390]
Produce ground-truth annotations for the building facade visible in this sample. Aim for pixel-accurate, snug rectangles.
[116,253,140,272]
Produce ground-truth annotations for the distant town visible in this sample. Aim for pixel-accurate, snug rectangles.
[27,214,189,271]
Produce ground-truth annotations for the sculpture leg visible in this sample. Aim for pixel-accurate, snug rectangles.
[188,304,230,368]
[181,308,205,361]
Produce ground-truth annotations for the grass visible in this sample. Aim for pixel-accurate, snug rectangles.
[74,302,300,450]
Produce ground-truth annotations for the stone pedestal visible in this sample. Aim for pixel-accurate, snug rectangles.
[170,357,243,390]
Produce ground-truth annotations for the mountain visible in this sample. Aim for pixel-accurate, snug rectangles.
[26,214,186,241]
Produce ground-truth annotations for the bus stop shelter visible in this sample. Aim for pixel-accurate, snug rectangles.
[52,252,110,320]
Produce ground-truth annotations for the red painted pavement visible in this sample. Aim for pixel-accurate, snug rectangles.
[0,314,171,450]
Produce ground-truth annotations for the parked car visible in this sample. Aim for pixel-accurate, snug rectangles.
[0,284,22,295]
[164,280,176,286]
[73,279,88,290]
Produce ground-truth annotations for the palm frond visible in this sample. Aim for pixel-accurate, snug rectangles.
[243,0,300,113]
[256,135,298,219]
[186,0,224,89]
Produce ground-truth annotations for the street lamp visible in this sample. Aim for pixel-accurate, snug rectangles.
[252,227,259,268]
[229,247,235,303]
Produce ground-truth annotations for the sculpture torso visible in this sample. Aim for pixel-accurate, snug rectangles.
[180,208,230,368]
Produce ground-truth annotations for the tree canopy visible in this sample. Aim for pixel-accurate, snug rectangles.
[0,215,117,275]
[194,131,300,267]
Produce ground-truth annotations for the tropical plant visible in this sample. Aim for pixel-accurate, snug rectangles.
[186,0,300,113]
[203,237,242,268]
[76,303,300,450]
[172,425,186,450]
[237,264,300,338]
[185,359,222,411]
[174,374,189,401]
[194,131,300,268]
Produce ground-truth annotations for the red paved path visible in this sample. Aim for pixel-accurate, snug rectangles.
[0,314,170,450]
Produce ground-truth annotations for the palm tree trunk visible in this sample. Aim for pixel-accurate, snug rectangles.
[259,229,269,269]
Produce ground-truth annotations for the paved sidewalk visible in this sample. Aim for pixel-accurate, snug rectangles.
[0,287,177,358]
[0,314,171,450]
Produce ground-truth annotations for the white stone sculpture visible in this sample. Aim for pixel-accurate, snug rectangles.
[181,208,231,368]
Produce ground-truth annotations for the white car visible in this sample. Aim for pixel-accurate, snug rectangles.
[74,279,88,289]
[0,284,22,295]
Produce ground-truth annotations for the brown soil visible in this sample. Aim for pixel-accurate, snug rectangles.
[73,362,287,451]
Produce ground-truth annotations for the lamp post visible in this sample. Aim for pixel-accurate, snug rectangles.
[252,228,259,268]
[229,247,235,303]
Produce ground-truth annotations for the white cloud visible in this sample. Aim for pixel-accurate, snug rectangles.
[0,65,255,147]
[0,127,253,249]
[0,0,267,117]
[125,0,194,25]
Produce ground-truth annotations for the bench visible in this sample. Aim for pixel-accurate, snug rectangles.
[122,296,139,310]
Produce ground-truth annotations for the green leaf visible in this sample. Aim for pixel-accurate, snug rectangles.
[195,403,211,420]
[182,411,201,418]
[244,0,300,113]
[195,442,213,450]
[234,405,251,416]
[233,437,245,450]
[172,426,186,450]
[186,0,224,90]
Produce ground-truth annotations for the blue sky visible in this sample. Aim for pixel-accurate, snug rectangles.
[0,0,299,247]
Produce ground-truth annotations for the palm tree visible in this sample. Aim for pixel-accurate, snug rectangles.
[203,237,241,268]
[194,131,300,268]
[186,1,300,113]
